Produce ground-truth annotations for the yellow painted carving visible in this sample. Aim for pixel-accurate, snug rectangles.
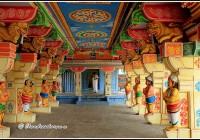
[137,40,156,54]
[147,21,183,44]
[0,23,28,43]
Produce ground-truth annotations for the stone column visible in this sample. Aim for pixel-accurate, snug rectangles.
[4,53,37,123]
[46,64,60,107]
[74,72,82,96]
[161,42,200,138]
[29,58,52,114]
[131,60,148,115]
[104,72,112,96]
[0,42,17,138]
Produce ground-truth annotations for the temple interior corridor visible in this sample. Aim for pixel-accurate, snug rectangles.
[5,104,166,138]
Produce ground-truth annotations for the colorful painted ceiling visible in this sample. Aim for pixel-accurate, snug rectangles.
[44,2,128,52]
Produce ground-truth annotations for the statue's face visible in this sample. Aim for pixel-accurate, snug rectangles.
[145,80,151,86]
[168,78,173,88]
[26,80,30,86]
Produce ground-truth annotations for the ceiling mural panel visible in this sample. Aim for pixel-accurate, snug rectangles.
[54,2,120,50]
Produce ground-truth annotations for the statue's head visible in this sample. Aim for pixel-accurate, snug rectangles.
[168,74,178,88]
[145,75,153,85]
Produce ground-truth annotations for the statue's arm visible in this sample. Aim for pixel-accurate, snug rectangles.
[164,88,179,103]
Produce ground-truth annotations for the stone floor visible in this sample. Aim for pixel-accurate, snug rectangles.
[5,104,167,138]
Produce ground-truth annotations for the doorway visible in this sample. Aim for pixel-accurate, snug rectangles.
[88,69,99,90]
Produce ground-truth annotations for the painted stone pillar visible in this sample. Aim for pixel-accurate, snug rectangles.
[101,67,115,96]
[30,58,52,114]
[0,42,17,138]
[160,42,200,138]
[141,54,170,125]
[71,67,86,96]
[132,60,148,115]
[4,53,37,124]
[74,72,82,96]
[124,64,136,107]
[46,64,60,107]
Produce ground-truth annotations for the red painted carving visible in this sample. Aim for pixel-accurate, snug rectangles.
[0,6,38,22]
[142,54,157,64]
[45,40,63,49]
[56,50,69,56]
[71,67,86,72]
[143,4,188,22]
[39,58,52,67]
[128,29,151,41]
[19,53,37,63]
[154,92,160,111]
[112,56,119,60]
[132,60,142,69]
[27,25,52,37]
[194,58,200,68]
[101,67,115,72]
[180,98,188,126]
[124,65,133,72]
[120,41,137,50]
[0,42,17,58]
[117,50,126,55]
[159,42,183,58]
[50,64,60,70]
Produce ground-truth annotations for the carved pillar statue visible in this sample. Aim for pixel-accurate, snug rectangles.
[131,61,148,115]
[46,64,60,107]
[29,58,52,114]
[4,53,37,124]
[160,42,200,138]
[0,42,17,138]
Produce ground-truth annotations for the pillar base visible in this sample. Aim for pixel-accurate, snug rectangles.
[0,127,10,138]
[163,128,190,138]
[191,129,200,138]
[132,105,147,115]
[144,113,161,124]
[161,114,170,125]
[30,106,51,114]
[17,112,36,123]
[125,99,134,107]
[3,114,17,123]
[48,100,59,107]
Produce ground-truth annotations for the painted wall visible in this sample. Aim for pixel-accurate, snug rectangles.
[61,68,119,94]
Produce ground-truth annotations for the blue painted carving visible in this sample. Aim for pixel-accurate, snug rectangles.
[164,81,168,88]
[196,109,200,117]
[195,81,200,92]
[197,118,200,127]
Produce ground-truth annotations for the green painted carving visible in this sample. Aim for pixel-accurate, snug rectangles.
[194,41,200,56]
[110,49,118,56]
[29,9,50,27]
[61,42,69,50]
[183,42,195,56]
[66,49,74,57]
[45,28,61,40]
[114,43,124,51]
[59,68,66,73]
[15,53,21,61]
[120,31,134,42]
[37,2,73,51]
[130,9,149,26]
